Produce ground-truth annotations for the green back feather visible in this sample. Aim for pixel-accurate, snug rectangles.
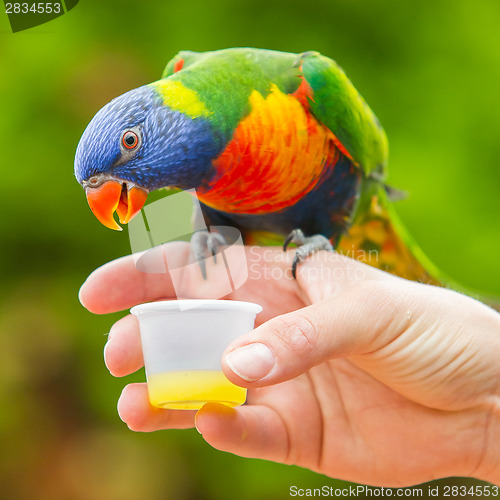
[300,52,388,178]
[162,48,301,141]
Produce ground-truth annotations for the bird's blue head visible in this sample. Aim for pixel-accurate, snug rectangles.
[74,84,221,230]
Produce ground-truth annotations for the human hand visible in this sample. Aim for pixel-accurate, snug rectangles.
[79,243,500,487]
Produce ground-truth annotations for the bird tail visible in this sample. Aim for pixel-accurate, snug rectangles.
[337,179,444,285]
[337,179,500,311]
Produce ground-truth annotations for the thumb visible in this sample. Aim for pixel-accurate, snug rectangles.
[222,279,413,386]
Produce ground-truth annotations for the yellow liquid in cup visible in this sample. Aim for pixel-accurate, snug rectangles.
[147,370,247,410]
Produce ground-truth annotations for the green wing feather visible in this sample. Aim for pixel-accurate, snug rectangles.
[299,52,388,178]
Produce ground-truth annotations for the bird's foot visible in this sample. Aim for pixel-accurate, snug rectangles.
[190,229,227,279]
[283,229,334,279]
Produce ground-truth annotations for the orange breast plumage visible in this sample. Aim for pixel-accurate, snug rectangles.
[197,84,342,215]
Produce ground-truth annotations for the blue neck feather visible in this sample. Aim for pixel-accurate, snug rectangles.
[74,85,224,190]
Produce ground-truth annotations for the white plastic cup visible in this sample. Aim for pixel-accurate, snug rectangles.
[131,300,262,410]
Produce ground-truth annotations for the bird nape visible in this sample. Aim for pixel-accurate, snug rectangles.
[74,47,461,290]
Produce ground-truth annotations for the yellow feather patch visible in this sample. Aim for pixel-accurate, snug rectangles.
[150,80,211,118]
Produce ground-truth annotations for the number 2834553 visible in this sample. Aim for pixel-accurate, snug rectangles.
[5,3,62,14]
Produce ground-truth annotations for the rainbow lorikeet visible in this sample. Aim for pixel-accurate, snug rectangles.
[74,47,443,284]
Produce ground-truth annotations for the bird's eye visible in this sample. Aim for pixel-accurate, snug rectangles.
[122,130,139,149]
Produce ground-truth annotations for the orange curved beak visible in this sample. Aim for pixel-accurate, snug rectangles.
[85,180,148,230]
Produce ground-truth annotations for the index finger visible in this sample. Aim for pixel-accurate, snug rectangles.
[79,242,191,314]
[79,242,297,315]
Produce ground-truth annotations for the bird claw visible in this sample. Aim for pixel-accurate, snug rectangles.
[283,228,306,252]
[190,230,227,279]
[283,229,334,279]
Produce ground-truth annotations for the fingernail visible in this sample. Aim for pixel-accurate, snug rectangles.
[103,342,110,370]
[194,416,202,434]
[103,337,113,372]
[195,403,237,435]
[225,343,275,382]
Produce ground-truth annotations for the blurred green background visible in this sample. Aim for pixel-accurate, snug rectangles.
[1,0,499,498]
